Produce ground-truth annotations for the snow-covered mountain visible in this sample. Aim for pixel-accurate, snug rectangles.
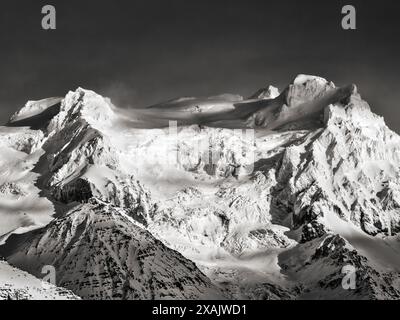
[1,199,222,299]
[0,74,399,299]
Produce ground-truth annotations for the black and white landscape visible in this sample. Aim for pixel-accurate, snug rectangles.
[0,74,400,300]
[1,0,400,301]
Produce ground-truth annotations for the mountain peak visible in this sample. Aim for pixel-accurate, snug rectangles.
[292,74,331,86]
[249,85,280,100]
[47,87,117,133]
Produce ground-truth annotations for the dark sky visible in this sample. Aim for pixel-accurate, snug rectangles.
[1,0,400,131]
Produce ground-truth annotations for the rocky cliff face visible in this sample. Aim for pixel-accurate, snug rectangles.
[275,92,400,237]
[1,75,400,300]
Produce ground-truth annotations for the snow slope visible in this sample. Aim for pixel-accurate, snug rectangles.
[0,259,79,300]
